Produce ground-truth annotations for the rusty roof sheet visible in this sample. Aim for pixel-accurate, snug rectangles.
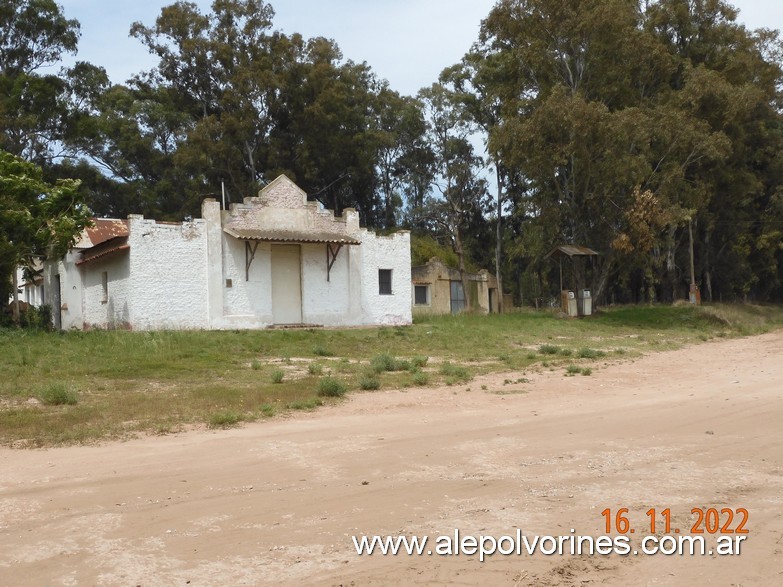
[223,227,361,245]
[76,219,129,249]
[546,245,600,258]
[76,242,130,266]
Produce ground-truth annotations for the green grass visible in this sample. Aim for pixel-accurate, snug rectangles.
[270,369,285,384]
[1,303,781,446]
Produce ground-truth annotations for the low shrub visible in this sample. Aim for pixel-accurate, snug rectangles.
[270,369,285,384]
[317,376,346,397]
[538,344,560,355]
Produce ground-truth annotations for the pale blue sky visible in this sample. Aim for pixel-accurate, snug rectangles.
[58,1,782,97]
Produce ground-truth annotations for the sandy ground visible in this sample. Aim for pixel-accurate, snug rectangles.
[1,331,782,586]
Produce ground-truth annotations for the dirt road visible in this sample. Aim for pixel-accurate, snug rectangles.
[1,332,782,586]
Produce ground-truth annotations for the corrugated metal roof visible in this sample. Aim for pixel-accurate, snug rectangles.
[76,219,129,249]
[546,245,600,258]
[223,227,361,245]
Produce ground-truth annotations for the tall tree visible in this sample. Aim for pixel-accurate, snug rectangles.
[419,83,490,310]
[0,0,81,165]
[0,150,91,323]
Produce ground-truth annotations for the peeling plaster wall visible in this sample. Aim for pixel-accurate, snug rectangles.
[127,216,209,330]
[82,254,131,328]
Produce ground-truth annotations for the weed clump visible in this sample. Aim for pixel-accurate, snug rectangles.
[270,369,285,384]
[308,362,323,375]
[312,344,334,357]
[538,344,560,355]
[411,355,429,369]
[287,398,323,410]
[359,374,381,390]
[412,371,429,386]
[317,377,346,397]
[38,383,78,406]
[577,348,606,359]
[370,353,409,373]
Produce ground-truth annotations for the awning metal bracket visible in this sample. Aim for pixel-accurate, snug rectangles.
[326,243,343,282]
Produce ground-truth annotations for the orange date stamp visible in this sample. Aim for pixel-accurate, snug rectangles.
[601,507,749,535]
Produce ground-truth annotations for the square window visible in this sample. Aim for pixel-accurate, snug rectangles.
[414,284,429,305]
[378,269,392,295]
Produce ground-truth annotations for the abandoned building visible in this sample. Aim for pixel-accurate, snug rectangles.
[43,175,412,330]
[411,257,499,316]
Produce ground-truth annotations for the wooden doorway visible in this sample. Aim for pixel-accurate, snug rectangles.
[53,274,62,329]
[271,245,302,324]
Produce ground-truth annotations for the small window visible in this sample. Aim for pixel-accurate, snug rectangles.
[101,271,108,303]
[414,284,429,305]
[378,269,392,295]
[225,278,233,288]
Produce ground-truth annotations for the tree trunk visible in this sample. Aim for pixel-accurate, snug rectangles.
[704,226,713,302]
[494,164,504,312]
[592,253,614,304]
[453,227,471,312]
[11,266,20,326]
[665,225,677,302]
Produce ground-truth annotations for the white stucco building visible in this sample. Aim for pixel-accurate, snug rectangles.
[43,175,412,330]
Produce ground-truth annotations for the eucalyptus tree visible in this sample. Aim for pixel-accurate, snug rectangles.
[473,0,779,302]
[419,83,491,309]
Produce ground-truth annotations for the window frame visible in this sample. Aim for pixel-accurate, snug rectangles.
[414,284,429,305]
[101,271,108,304]
[378,269,393,295]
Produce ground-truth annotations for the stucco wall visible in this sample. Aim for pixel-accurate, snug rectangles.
[82,253,131,328]
[301,242,357,326]
[359,230,412,326]
[127,216,210,330]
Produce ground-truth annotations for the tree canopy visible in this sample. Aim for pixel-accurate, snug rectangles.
[2,0,782,308]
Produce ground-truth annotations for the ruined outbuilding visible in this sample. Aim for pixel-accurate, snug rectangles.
[411,257,499,316]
